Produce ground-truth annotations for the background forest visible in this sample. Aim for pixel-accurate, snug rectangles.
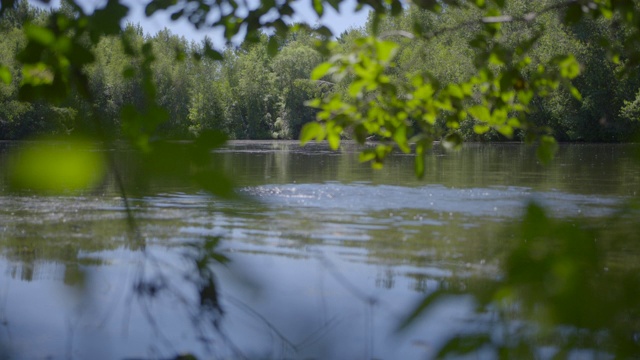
[1,0,639,143]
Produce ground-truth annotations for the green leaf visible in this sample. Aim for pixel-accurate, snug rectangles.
[267,36,279,57]
[8,137,106,193]
[89,0,130,42]
[327,132,340,150]
[414,140,431,179]
[447,84,464,99]
[145,0,176,16]
[436,334,492,358]
[315,26,333,38]
[397,289,452,331]
[122,67,136,78]
[300,122,325,144]
[326,0,340,11]
[518,90,534,105]
[311,62,333,80]
[203,39,223,60]
[536,136,558,165]
[474,124,490,134]
[170,9,184,20]
[191,130,228,165]
[0,65,12,84]
[443,133,463,151]
[359,149,376,163]
[353,123,368,143]
[375,40,398,63]
[312,0,323,17]
[414,0,441,12]
[489,47,507,66]
[557,55,581,79]
[393,125,410,153]
[0,0,17,16]
[564,3,584,24]
[497,125,513,138]
[569,86,582,101]
[194,170,235,198]
[468,105,491,123]
[24,25,55,46]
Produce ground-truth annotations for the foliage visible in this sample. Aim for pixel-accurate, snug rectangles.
[1,0,640,358]
[303,0,640,174]
[398,202,640,358]
[0,1,638,145]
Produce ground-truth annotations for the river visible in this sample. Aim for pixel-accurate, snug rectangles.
[0,141,638,359]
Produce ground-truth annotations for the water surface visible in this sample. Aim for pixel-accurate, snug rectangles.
[0,141,637,359]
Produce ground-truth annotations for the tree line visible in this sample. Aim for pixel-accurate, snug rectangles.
[0,0,639,142]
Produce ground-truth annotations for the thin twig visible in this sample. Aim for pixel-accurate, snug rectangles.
[225,295,298,352]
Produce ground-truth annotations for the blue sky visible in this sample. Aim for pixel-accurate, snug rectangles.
[124,0,371,45]
[32,0,370,46]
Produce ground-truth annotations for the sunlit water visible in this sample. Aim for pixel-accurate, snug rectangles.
[0,141,637,359]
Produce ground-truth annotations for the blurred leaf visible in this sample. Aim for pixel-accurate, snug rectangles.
[397,289,453,331]
[393,125,410,153]
[390,0,402,16]
[24,24,55,45]
[326,0,340,11]
[122,67,136,79]
[311,62,333,80]
[194,170,235,198]
[145,0,176,16]
[442,133,463,151]
[0,65,11,84]
[468,105,491,123]
[300,122,325,144]
[536,135,558,165]
[474,124,490,134]
[375,40,398,63]
[414,140,430,179]
[569,86,582,101]
[315,26,333,38]
[555,54,581,79]
[0,0,16,16]
[312,0,323,17]
[199,278,221,312]
[359,149,376,162]
[8,137,106,193]
[191,130,228,165]
[564,3,584,24]
[267,36,279,57]
[436,334,492,358]
[203,39,223,60]
[327,131,340,150]
[89,0,129,42]
[413,0,442,12]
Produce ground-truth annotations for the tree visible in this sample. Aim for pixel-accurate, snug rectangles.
[230,35,280,139]
[3,0,640,358]
[271,33,324,138]
[302,1,640,174]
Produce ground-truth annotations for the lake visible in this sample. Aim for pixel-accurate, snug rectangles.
[0,141,638,359]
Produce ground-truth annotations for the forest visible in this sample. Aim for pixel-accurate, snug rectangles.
[1,0,639,143]
[1,0,640,358]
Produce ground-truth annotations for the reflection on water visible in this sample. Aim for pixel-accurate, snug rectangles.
[0,141,638,359]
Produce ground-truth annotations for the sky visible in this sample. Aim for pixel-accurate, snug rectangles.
[30,0,369,49]
[47,0,371,46]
